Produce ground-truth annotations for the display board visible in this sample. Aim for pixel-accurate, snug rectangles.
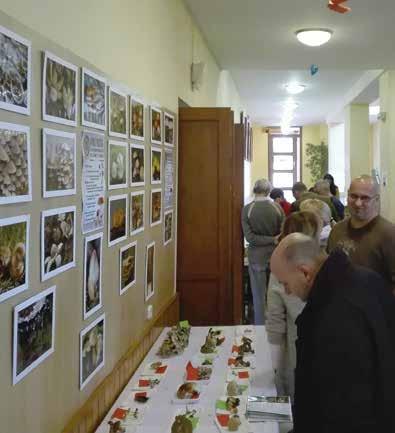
[0,10,177,433]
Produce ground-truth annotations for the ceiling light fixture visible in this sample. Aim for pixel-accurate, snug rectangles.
[285,83,305,95]
[295,28,333,47]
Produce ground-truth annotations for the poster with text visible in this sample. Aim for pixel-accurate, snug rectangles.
[81,131,105,234]
[164,149,174,209]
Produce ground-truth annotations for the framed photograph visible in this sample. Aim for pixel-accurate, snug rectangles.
[130,143,145,187]
[164,210,173,246]
[80,313,105,390]
[81,68,107,130]
[145,241,155,301]
[150,106,162,145]
[0,25,31,115]
[108,194,128,247]
[13,286,56,385]
[83,232,103,319]
[41,206,76,281]
[43,128,76,198]
[150,188,162,227]
[130,191,145,236]
[0,214,29,304]
[43,51,78,126]
[151,147,162,184]
[0,122,32,205]
[108,140,128,190]
[130,97,145,141]
[109,86,127,138]
[119,241,137,295]
[164,112,175,147]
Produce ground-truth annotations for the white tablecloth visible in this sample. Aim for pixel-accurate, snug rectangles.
[96,326,280,433]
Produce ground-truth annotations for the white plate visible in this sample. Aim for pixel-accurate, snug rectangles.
[169,408,200,432]
[142,361,168,376]
[172,382,202,404]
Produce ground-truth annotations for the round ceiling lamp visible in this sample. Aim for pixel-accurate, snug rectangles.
[285,83,305,95]
[295,28,333,47]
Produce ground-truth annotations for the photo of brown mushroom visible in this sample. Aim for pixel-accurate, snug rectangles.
[119,241,136,295]
[164,210,173,246]
[145,242,155,301]
[130,97,144,140]
[151,147,162,184]
[43,52,77,126]
[0,26,31,115]
[108,194,128,246]
[80,313,105,389]
[41,206,76,281]
[82,68,106,130]
[0,122,31,205]
[130,191,145,235]
[43,128,76,198]
[83,233,102,319]
[0,214,29,303]
[13,286,55,385]
[150,189,162,227]
[164,112,174,146]
[150,106,162,144]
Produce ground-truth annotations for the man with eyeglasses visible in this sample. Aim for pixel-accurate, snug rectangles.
[327,175,395,293]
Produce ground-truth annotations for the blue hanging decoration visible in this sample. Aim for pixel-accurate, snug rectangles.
[310,64,319,76]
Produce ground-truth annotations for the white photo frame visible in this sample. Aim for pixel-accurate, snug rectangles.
[163,209,173,246]
[150,188,162,227]
[130,143,145,187]
[13,285,56,385]
[0,122,32,205]
[0,214,30,304]
[119,241,137,295]
[42,128,76,198]
[108,194,128,247]
[42,51,78,127]
[109,86,128,138]
[130,97,145,141]
[41,206,76,281]
[108,140,128,190]
[130,191,145,236]
[80,313,105,390]
[151,146,162,185]
[0,25,31,115]
[81,68,107,130]
[83,232,103,319]
[150,106,162,145]
[145,241,155,301]
[164,112,175,147]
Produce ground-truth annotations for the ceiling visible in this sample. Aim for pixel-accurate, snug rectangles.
[184,0,392,125]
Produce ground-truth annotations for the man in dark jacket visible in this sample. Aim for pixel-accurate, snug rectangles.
[270,233,395,433]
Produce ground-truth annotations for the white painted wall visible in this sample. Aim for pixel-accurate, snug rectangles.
[328,123,346,194]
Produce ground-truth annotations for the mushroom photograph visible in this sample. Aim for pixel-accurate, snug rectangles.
[83,232,102,318]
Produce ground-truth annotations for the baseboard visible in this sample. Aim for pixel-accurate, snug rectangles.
[62,293,179,433]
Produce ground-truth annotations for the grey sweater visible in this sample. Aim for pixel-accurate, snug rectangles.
[241,199,284,264]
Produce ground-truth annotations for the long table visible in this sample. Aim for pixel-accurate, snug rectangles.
[96,326,280,433]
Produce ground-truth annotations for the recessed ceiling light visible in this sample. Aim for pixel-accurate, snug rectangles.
[285,83,305,95]
[295,28,333,47]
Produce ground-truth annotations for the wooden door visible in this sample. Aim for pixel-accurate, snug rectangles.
[178,107,239,325]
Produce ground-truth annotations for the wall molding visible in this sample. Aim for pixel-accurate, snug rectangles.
[62,293,179,433]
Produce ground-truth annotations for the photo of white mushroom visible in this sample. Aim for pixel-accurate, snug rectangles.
[109,86,127,138]
[43,128,76,198]
[80,313,105,389]
[0,122,31,205]
[42,51,78,127]
[119,241,136,295]
[0,214,29,304]
[82,68,107,130]
[0,25,31,115]
[108,140,128,189]
[83,232,103,319]
[41,206,76,281]
[13,286,56,385]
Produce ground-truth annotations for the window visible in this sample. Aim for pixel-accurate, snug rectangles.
[269,128,301,202]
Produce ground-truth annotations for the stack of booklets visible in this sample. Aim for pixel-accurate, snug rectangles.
[246,396,293,423]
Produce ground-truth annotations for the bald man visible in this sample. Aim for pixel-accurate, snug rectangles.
[327,175,395,293]
[271,233,395,433]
